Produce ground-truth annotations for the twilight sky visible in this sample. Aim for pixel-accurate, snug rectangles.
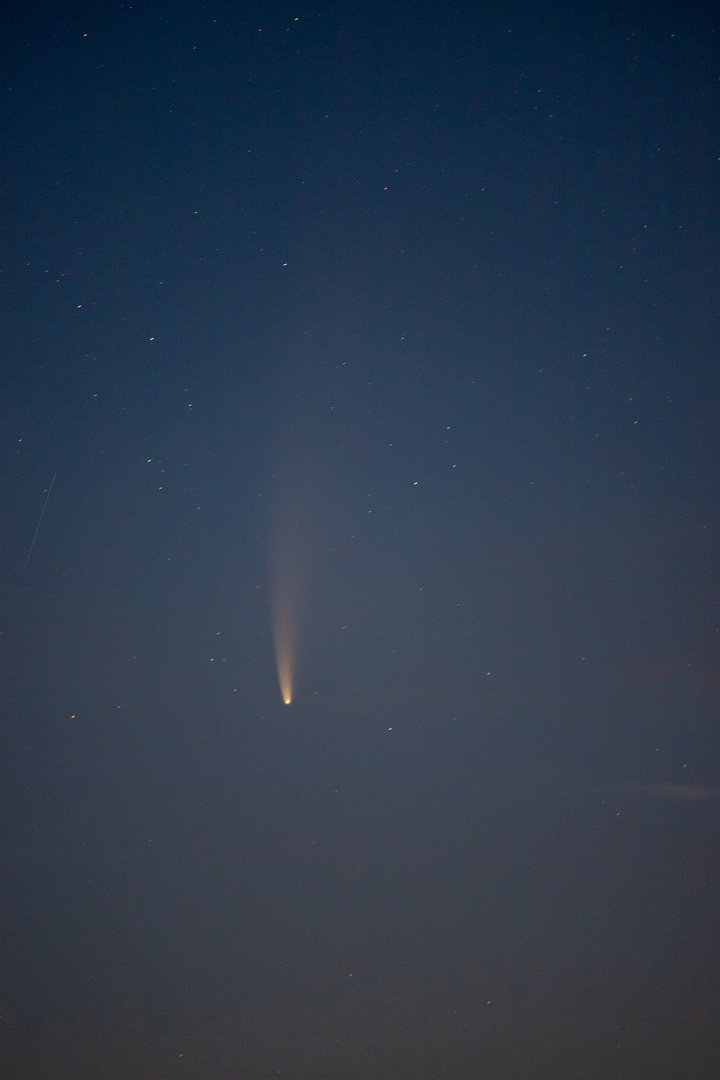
[2,2,720,1077]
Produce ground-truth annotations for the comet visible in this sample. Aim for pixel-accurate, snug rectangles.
[270,541,300,706]
[272,603,294,705]
[267,434,312,707]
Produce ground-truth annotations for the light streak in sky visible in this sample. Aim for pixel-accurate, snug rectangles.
[272,588,295,705]
[270,526,303,706]
[268,419,315,707]
[25,473,56,566]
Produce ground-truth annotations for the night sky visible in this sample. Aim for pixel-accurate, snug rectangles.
[2,2,720,1077]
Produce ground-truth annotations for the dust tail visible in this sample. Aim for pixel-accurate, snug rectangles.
[274,615,294,704]
[271,573,296,704]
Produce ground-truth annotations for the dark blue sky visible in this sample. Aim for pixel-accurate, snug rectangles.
[2,2,720,1077]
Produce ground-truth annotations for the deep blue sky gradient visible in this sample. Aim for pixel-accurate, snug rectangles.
[2,2,720,1077]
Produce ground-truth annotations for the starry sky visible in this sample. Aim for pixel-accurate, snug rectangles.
[2,1,720,1077]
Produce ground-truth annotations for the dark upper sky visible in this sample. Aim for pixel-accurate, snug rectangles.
[2,2,720,1077]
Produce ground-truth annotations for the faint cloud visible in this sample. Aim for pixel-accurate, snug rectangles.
[623,782,720,801]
